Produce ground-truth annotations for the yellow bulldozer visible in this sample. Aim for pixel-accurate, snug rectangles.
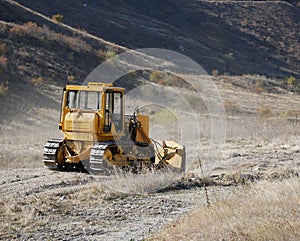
[43,82,186,174]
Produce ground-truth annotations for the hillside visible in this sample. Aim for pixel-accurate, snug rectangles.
[11,0,300,78]
[0,0,299,122]
[0,1,300,240]
[0,0,124,123]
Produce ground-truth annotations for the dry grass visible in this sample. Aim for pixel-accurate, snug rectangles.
[0,120,59,169]
[0,55,8,67]
[103,169,180,194]
[30,76,43,86]
[0,82,8,96]
[9,22,91,52]
[225,116,299,142]
[153,177,300,241]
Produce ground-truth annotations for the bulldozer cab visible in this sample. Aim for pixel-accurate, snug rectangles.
[103,90,123,133]
[59,82,125,141]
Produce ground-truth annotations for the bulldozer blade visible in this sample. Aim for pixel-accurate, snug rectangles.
[157,141,186,173]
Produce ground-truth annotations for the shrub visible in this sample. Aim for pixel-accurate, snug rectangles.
[0,56,8,68]
[257,106,272,119]
[9,22,92,53]
[287,76,297,87]
[30,77,43,86]
[149,71,163,82]
[0,43,6,54]
[0,82,8,96]
[106,50,117,59]
[287,76,300,93]
[96,49,107,60]
[212,69,219,76]
[51,14,64,23]
[0,23,7,33]
[67,75,75,82]
[254,80,263,93]
[10,22,39,37]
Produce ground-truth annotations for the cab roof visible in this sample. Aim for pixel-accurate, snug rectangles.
[65,82,124,92]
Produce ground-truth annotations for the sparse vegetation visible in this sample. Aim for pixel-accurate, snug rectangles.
[211,69,219,77]
[30,76,43,86]
[67,75,75,82]
[257,106,272,119]
[106,50,117,59]
[149,71,185,87]
[0,43,6,54]
[103,169,178,194]
[0,82,8,96]
[97,49,117,60]
[96,49,107,60]
[154,177,300,241]
[1,0,300,240]
[51,13,64,23]
[287,76,297,86]
[9,22,91,52]
[287,76,300,93]
[254,80,263,93]
[0,55,8,68]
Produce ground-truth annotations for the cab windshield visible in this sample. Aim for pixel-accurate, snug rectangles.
[67,90,101,110]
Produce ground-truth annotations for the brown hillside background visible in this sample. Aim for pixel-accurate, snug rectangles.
[12,0,300,77]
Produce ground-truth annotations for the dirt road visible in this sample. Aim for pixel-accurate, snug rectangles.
[1,137,299,240]
[0,168,221,240]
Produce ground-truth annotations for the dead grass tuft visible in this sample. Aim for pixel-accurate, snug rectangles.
[153,177,300,240]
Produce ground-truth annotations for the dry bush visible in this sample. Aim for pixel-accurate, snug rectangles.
[153,177,300,241]
[150,71,164,83]
[17,65,26,71]
[254,80,263,93]
[223,99,240,114]
[0,82,8,96]
[63,36,92,52]
[0,43,6,54]
[0,23,7,33]
[96,49,107,60]
[9,22,91,53]
[211,69,219,77]
[67,75,75,83]
[51,13,63,23]
[287,76,297,87]
[30,76,43,86]
[257,106,272,119]
[0,55,8,68]
[10,22,38,37]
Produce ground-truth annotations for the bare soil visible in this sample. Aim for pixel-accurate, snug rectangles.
[0,134,299,240]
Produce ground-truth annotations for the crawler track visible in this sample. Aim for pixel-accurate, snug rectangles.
[42,139,63,170]
[89,142,110,174]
